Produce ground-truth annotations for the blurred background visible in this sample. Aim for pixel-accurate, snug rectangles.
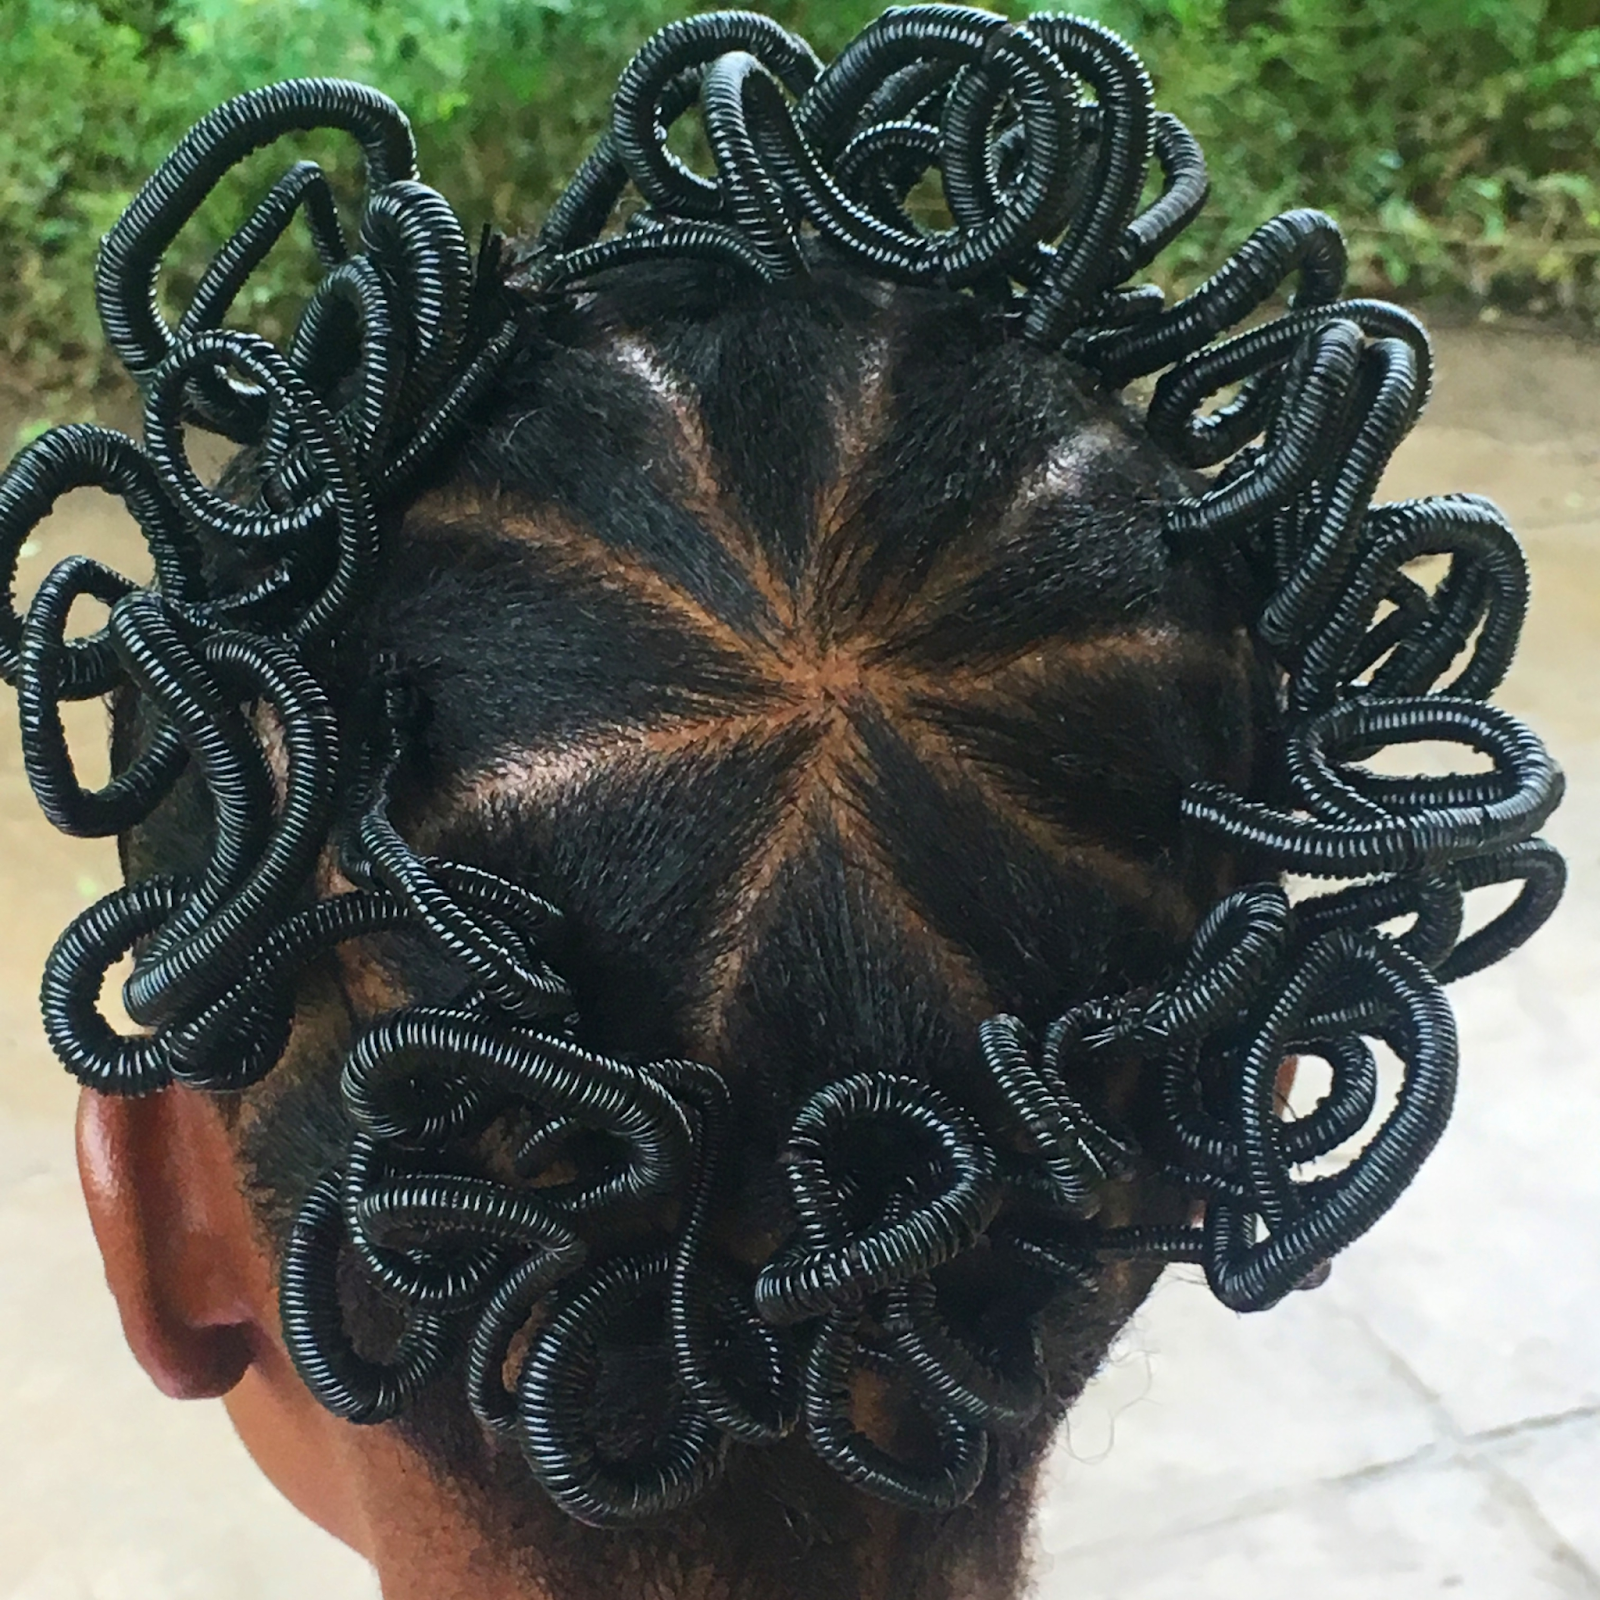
[5,0,1600,420]
[0,2,1597,1597]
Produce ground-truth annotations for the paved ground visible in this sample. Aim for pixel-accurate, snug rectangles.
[0,322,1596,1599]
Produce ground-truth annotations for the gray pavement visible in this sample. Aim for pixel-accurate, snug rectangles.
[0,322,1595,1599]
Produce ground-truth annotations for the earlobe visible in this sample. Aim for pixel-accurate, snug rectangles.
[76,1085,264,1401]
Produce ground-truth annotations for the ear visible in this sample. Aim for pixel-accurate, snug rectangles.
[76,1084,265,1400]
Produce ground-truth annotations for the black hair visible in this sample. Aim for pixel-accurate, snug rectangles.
[0,9,1565,1600]
[108,259,1253,1596]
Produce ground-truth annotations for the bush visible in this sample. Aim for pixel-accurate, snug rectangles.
[1089,0,1600,322]
[2,0,1597,403]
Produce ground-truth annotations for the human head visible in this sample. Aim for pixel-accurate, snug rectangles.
[1,9,1564,1600]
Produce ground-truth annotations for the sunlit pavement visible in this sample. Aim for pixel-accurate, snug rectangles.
[1,323,1596,1599]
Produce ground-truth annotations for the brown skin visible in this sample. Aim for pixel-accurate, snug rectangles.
[76,1083,548,1600]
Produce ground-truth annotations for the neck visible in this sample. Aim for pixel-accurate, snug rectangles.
[296,1422,1040,1600]
[354,1435,555,1600]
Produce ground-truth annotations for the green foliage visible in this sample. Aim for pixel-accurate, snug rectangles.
[1077,0,1600,318]
[1,0,1597,399]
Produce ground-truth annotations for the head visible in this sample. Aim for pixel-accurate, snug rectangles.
[99,255,1262,1599]
[6,9,1562,1600]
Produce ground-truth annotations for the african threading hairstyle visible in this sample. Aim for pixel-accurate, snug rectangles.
[0,5,1566,1595]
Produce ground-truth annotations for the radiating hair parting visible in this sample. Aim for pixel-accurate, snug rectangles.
[0,7,1565,1597]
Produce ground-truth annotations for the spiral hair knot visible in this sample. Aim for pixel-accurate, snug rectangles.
[1084,898,1460,1310]
[518,4,1214,344]
[755,1074,1002,1324]
[755,1073,1066,1512]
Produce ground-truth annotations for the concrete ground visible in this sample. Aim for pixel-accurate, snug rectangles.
[0,322,1595,1599]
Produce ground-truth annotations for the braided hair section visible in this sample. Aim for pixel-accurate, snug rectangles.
[0,7,1565,1528]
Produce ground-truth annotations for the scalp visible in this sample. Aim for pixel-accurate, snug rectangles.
[347,266,1266,1117]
